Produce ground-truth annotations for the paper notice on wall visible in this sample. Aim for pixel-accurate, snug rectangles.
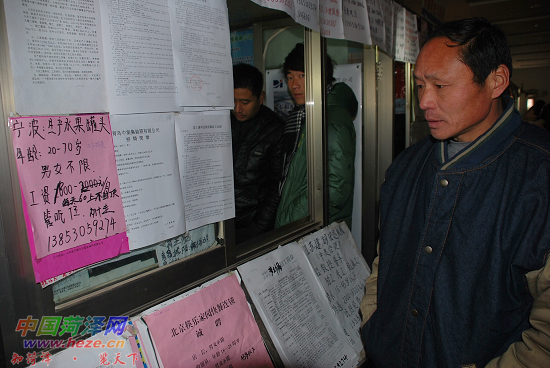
[111,113,185,250]
[298,222,371,356]
[175,111,235,231]
[250,0,295,22]
[10,114,127,259]
[142,274,273,368]
[380,0,394,57]
[342,0,372,45]
[156,224,216,267]
[319,0,345,40]
[293,0,320,32]
[99,0,178,114]
[3,0,108,116]
[366,0,385,51]
[168,0,233,108]
[394,3,419,63]
[238,242,360,368]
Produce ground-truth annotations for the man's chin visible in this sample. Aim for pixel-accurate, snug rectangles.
[430,129,451,141]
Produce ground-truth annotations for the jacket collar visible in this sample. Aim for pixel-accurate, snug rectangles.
[436,96,521,170]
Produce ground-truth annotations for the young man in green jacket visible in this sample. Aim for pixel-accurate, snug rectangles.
[275,43,358,229]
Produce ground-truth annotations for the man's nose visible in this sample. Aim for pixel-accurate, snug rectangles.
[234,102,242,112]
[418,88,434,111]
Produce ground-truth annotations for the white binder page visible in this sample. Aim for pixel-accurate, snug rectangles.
[111,113,185,249]
[168,0,233,108]
[99,0,178,114]
[238,242,360,368]
[175,111,235,231]
[4,0,108,115]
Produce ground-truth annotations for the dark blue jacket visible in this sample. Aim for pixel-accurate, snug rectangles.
[362,97,550,367]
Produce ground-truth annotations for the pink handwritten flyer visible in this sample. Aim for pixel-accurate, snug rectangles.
[10,114,127,260]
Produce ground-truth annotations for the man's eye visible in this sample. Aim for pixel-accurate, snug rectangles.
[436,85,444,89]
[416,85,424,89]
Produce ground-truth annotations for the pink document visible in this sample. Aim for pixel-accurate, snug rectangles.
[143,274,273,368]
[10,114,127,259]
[21,167,129,283]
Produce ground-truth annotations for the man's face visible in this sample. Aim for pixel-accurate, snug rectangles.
[286,70,306,106]
[414,37,502,142]
[233,88,263,122]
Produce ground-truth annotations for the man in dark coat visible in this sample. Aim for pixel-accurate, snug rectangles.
[231,63,285,243]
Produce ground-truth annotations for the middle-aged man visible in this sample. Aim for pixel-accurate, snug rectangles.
[275,43,358,228]
[231,63,285,243]
[360,18,550,367]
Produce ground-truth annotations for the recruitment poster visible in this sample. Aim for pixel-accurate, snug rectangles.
[10,114,127,261]
[143,274,273,368]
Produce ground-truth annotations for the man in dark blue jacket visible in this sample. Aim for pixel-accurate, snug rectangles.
[360,18,550,367]
[231,63,285,243]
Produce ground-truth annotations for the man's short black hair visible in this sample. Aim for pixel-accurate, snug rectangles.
[427,18,513,85]
[283,43,335,83]
[233,63,263,97]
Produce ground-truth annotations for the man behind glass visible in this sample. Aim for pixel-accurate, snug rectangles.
[231,63,285,243]
[275,43,358,229]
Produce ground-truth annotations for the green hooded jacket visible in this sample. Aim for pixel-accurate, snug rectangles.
[275,82,358,228]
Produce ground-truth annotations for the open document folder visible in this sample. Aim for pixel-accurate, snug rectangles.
[237,222,371,368]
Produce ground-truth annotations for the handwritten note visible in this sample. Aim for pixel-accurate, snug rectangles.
[342,0,372,45]
[298,222,370,355]
[394,4,419,63]
[319,0,344,39]
[156,224,216,267]
[143,274,273,368]
[10,114,126,259]
[366,0,385,50]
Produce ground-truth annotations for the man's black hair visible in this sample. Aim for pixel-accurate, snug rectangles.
[283,43,335,83]
[233,63,264,97]
[427,18,513,85]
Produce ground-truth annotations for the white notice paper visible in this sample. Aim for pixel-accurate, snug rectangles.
[100,0,178,114]
[4,0,108,115]
[175,111,235,231]
[168,0,233,108]
[394,3,419,63]
[112,113,185,250]
[292,0,320,32]
[298,222,370,356]
[156,224,216,267]
[366,0,385,51]
[380,0,394,57]
[342,0,372,45]
[250,0,295,22]
[319,0,344,40]
[238,242,360,368]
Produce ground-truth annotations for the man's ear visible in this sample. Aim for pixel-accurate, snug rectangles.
[491,64,510,99]
[259,91,265,105]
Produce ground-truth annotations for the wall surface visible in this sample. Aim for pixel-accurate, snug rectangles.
[512,67,550,104]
